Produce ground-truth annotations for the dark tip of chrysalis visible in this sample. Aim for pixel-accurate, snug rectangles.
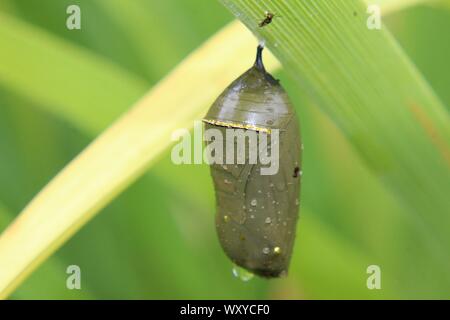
[254,44,266,71]
[254,44,279,85]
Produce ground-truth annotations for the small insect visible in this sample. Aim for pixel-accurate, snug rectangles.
[259,11,279,27]
[203,45,302,278]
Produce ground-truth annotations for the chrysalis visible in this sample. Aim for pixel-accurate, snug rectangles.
[203,45,302,278]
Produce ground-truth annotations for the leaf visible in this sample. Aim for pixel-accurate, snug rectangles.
[0,11,148,134]
[0,202,93,299]
[220,0,450,270]
[372,0,440,13]
[0,19,280,298]
[0,8,268,299]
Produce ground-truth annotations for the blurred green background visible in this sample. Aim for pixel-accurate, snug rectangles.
[0,0,449,299]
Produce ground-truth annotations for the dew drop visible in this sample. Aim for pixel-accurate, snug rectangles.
[265,217,272,224]
[251,199,258,206]
[262,247,270,254]
[232,265,254,282]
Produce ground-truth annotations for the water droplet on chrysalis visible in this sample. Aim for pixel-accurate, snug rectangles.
[232,265,254,282]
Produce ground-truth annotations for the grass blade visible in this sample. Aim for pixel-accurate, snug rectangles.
[221,0,450,265]
[0,11,148,133]
[0,202,93,299]
[0,21,280,298]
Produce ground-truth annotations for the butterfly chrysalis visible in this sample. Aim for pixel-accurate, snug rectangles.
[203,45,302,278]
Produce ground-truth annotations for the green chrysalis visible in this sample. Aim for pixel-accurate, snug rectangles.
[203,45,302,278]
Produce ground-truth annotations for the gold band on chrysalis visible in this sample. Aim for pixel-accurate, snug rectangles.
[202,119,272,134]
